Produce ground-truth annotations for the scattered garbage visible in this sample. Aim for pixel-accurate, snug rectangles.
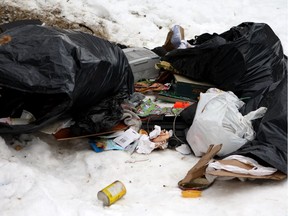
[97,180,127,206]
[121,109,142,132]
[135,97,179,117]
[0,20,286,202]
[113,128,141,148]
[134,81,170,93]
[90,139,124,152]
[135,126,172,154]
[87,124,174,155]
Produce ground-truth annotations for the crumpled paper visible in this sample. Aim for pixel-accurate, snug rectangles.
[136,125,172,154]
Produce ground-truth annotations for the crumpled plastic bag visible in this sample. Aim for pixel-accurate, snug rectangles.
[186,88,267,157]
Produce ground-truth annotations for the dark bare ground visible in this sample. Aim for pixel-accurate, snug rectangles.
[0,4,108,39]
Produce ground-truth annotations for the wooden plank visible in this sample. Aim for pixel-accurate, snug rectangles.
[53,122,128,141]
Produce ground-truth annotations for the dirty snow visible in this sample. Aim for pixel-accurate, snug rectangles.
[0,0,287,216]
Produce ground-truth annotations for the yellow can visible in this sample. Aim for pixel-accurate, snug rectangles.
[97,180,126,206]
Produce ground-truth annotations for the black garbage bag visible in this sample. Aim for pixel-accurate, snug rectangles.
[179,102,198,126]
[162,22,287,98]
[0,25,134,134]
[223,73,287,174]
[71,92,125,135]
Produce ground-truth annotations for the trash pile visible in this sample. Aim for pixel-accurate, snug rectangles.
[0,20,287,199]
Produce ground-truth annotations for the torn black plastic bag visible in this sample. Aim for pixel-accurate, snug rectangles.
[223,73,287,174]
[0,25,134,134]
[162,22,286,98]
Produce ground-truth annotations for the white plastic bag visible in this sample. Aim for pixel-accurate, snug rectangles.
[186,88,267,157]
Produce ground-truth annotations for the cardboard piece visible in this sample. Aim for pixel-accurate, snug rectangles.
[206,159,287,181]
[53,122,128,141]
[179,143,286,191]
[178,144,222,189]
[162,25,185,52]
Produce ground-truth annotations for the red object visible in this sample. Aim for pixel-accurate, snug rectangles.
[173,101,191,108]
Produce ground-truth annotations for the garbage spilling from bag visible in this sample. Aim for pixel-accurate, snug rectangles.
[0,20,287,199]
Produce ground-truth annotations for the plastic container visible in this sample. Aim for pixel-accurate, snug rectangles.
[181,190,202,198]
[123,47,160,83]
[97,180,127,206]
[173,101,191,109]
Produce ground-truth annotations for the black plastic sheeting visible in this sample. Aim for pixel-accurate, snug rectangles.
[171,22,287,174]
[226,73,287,174]
[0,25,134,134]
[181,65,287,174]
[162,22,287,99]
[70,93,126,136]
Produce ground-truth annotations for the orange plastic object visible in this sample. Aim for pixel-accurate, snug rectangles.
[173,101,191,109]
[181,190,202,198]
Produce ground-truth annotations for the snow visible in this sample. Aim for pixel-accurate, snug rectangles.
[0,0,287,216]
[3,0,288,52]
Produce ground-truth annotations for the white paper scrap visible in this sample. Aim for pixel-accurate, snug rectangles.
[175,144,192,155]
[113,128,141,148]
